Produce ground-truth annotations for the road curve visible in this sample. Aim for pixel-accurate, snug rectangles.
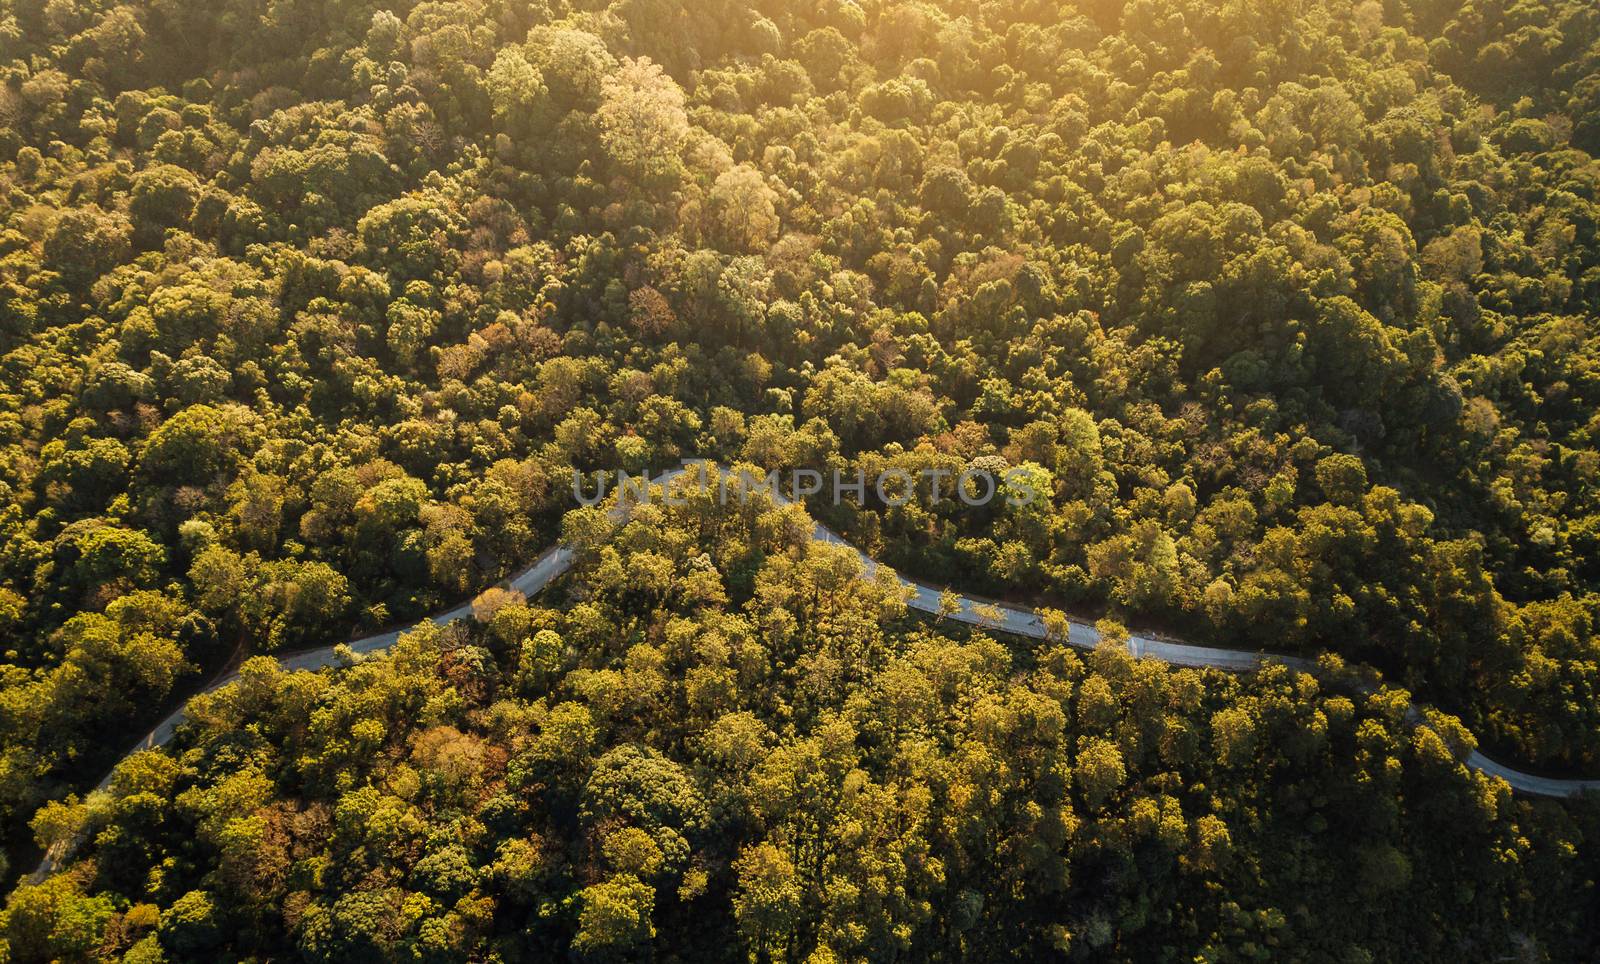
[30,466,1600,881]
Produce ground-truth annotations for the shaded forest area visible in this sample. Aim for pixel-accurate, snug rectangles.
[1,0,1600,958]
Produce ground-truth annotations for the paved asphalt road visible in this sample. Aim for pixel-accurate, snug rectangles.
[31,467,1599,881]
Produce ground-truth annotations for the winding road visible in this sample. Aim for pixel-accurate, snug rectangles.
[30,465,1600,881]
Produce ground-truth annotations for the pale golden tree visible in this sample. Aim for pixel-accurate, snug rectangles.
[597,56,690,181]
[707,165,780,252]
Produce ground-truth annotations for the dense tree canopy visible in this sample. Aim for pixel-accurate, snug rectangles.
[8,478,1600,960]
[0,0,1599,956]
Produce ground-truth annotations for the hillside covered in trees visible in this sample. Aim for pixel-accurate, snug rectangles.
[11,480,1600,961]
[1,0,1600,958]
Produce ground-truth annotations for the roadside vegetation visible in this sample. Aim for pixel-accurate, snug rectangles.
[2,0,1600,957]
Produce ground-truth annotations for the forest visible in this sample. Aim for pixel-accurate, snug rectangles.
[0,0,1599,958]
